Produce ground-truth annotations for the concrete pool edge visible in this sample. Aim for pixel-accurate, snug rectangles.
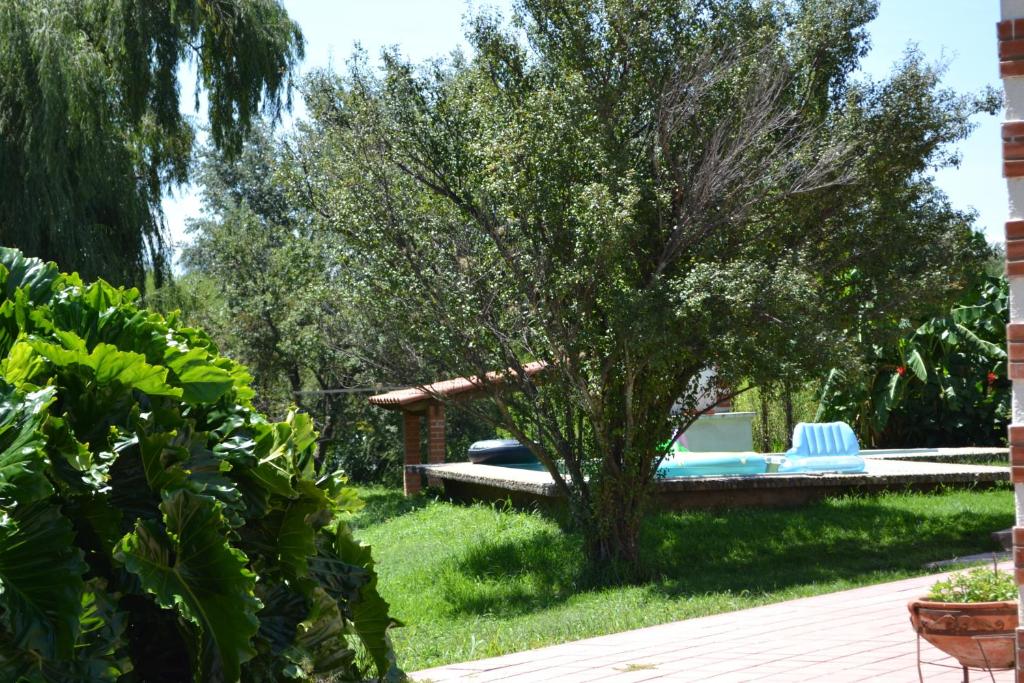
[408,447,1010,510]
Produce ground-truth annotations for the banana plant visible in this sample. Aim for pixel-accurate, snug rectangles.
[817,276,1008,448]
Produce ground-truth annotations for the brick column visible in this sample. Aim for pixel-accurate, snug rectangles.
[999,5,1024,678]
[403,410,422,496]
[426,402,446,487]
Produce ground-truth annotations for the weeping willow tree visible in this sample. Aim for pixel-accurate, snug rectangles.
[0,0,304,285]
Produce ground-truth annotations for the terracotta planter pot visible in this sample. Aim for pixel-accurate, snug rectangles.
[908,599,1018,670]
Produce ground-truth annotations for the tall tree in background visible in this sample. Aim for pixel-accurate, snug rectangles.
[301,0,993,571]
[165,124,495,482]
[174,125,352,462]
[0,0,304,285]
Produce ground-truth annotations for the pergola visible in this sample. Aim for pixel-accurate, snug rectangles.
[367,361,546,495]
[999,3,1024,677]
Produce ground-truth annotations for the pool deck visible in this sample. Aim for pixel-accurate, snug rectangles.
[409,448,1009,510]
[410,565,1014,682]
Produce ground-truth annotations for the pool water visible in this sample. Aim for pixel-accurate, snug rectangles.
[486,452,865,478]
[658,453,767,478]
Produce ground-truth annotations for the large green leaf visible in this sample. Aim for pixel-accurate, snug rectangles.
[0,502,87,661]
[25,338,183,398]
[0,340,47,387]
[249,421,302,498]
[0,384,56,506]
[163,347,236,405]
[234,493,323,593]
[78,584,124,652]
[954,323,1006,360]
[291,587,358,679]
[115,490,261,682]
[871,371,902,431]
[316,472,365,515]
[252,582,308,657]
[278,499,320,578]
[59,579,132,682]
[43,414,114,495]
[313,529,404,682]
[246,585,357,682]
[951,304,986,326]
[905,349,927,382]
[813,368,844,422]
[0,249,60,306]
[134,424,191,496]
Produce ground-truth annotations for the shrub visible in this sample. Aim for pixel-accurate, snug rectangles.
[926,566,1017,603]
[0,249,403,682]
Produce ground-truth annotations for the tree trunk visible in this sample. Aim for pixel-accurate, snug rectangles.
[583,472,648,581]
[315,401,334,469]
[783,385,795,450]
[759,387,771,452]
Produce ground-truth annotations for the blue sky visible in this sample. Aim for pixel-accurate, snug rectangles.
[163,0,1005,250]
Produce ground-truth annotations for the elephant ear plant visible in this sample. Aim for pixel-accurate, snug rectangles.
[0,248,403,682]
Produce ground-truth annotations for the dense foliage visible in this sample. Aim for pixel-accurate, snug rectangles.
[0,249,402,682]
[0,0,304,285]
[818,276,1008,448]
[298,0,993,568]
[175,124,352,462]
[156,125,496,484]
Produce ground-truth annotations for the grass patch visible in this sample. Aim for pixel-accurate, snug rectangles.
[352,484,1013,672]
[967,459,1009,468]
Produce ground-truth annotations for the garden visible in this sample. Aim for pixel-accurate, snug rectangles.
[0,0,1012,681]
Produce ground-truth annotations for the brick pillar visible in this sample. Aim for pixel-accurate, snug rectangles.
[998,7,1024,679]
[426,402,446,487]
[403,410,422,496]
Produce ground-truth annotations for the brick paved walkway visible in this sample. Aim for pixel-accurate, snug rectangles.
[411,570,1015,682]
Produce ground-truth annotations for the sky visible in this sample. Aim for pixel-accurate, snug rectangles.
[162,0,1006,253]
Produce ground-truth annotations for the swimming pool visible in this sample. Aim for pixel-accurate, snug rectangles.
[469,426,869,479]
[477,450,866,478]
[657,452,866,477]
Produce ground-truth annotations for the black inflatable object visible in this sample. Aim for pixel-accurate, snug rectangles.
[467,439,538,465]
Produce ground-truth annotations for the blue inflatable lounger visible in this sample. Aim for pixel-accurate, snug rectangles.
[770,422,866,474]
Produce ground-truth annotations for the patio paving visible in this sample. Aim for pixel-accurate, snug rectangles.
[411,568,1016,682]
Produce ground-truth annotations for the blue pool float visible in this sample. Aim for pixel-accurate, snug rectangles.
[772,422,865,474]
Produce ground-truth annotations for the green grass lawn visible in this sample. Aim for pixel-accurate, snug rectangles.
[351,484,1013,672]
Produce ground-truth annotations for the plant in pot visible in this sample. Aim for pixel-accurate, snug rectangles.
[908,563,1018,672]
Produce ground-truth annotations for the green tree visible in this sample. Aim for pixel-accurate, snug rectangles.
[168,124,375,468]
[300,0,992,570]
[161,124,498,483]
[0,0,304,286]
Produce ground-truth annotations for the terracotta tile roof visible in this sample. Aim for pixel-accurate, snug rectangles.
[368,361,547,410]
